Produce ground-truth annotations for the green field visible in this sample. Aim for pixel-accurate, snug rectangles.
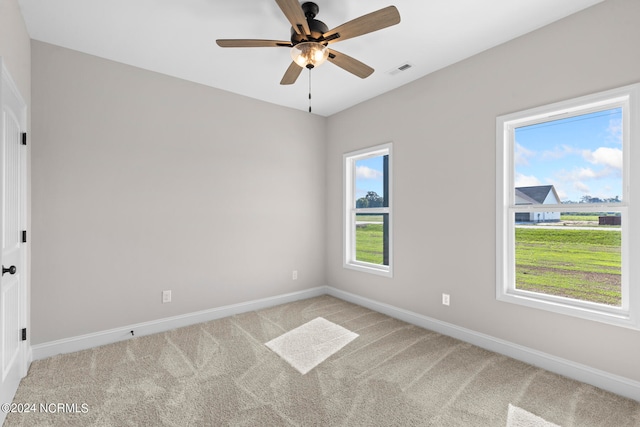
[559,214,600,222]
[515,227,621,305]
[354,220,622,306]
[355,223,384,264]
[356,215,384,223]
[355,214,385,264]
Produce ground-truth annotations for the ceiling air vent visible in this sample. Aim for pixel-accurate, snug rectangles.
[387,62,413,76]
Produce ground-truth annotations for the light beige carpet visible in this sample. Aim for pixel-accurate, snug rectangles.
[5,295,640,426]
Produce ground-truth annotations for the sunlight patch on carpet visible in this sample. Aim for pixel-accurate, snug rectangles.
[265,317,358,374]
[507,404,561,427]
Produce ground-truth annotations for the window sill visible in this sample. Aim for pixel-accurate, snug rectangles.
[497,289,639,330]
[344,261,392,278]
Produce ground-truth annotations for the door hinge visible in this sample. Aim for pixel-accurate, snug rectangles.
[22,230,27,243]
[21,132,27,146]
[21,328,27,341]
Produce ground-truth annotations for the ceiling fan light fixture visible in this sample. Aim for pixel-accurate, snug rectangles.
[291,42,329,68]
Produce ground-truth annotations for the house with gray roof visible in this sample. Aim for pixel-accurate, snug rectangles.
[515,185,561,222]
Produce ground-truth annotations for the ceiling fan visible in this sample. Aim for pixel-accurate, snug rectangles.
[216,0,401,85]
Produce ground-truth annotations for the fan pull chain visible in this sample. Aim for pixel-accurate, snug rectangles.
[308,68,312,113]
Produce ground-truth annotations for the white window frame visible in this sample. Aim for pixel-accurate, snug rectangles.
[344,143,393,277]
[496,83,640,329]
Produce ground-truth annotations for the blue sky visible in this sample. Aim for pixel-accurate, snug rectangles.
[355,156,384,200]
[515,107,623,202]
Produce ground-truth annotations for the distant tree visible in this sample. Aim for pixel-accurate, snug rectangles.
[580,195,603,204]
[356,191,384,208]
[579,195,622,203]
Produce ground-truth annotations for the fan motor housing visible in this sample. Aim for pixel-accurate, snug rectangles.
[290,2,329,45]
[290,19,329,44]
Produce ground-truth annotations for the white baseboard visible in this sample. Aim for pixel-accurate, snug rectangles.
[326,287,640,402]
[30,285,639,402]
[31,286,327,360]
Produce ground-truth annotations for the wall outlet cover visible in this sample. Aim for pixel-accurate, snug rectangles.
[162,290,172,303]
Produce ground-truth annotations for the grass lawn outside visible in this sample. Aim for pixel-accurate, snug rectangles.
[354,218,622,306]
[559,214,600,222]
[355,223,384,264]
[558,213,621,227]
[515,227,621,306]
[356,215,384,223]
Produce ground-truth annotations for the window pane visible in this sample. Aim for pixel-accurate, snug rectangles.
[514,108,622,204]
[355,156,386,208]
[514,212,622,306]
[345,143,392,276]
[355,213,388,266]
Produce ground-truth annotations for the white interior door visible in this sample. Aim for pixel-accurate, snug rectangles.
[0,59,28,414]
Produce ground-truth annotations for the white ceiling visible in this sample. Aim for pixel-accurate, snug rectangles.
[18,0,603,117]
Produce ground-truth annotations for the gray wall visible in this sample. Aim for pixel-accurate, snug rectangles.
[31,41,326,344]
[0,0,30,101]
[326,0,640,382]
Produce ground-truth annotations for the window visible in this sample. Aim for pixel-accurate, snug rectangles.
[344,143,392,277]
[496,84,640,329]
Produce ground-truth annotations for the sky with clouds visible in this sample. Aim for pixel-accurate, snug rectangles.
[355,156,384,201]
[514,107,623,202]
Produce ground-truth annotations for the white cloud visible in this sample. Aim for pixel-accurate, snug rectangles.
[514,143,535,166]
[576,167,597,180]
[607,118,622,145]
[555,165,621,200]
[542,144,575,160]
[555,187,568,200]
[574,181,591,194]
[356,165,382,180]
[583,147,622,171]
[514,173,542,187]
[557,166,603,182]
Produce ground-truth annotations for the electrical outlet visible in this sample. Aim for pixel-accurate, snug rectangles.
[162,290,172,303]
[442,293,450,306]
[292,270,298,280]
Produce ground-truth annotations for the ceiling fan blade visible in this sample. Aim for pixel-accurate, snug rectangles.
[327,49,374,79]
[280,62,303,85]
[275,0,311,36]
[216,39,291,48]
[323,6,400,44]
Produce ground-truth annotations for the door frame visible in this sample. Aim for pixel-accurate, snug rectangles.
[0,57,29,414]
